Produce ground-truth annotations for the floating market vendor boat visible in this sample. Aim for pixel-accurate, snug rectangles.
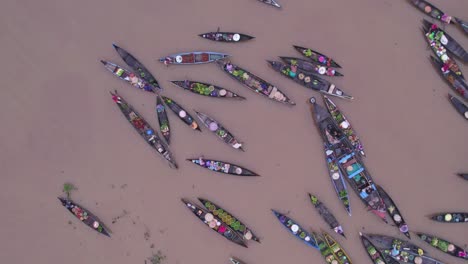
[199,198,260,243]
[217,60,295,105]
[309,97,387,222]
[156,95,170,144]
[112,44,161,89]
[322,231,353,263]
[110,91,177,169]
[280,57,343,77]
[171,80,245,99]
[376,185,410,238]
[365,233,444,264]
[448,94,468,120]
[458,173,468,180]
[430,56,468,100]
[187,157,258,176]
[422,20,468,63]
[161,96,201,131]
[410,0,453,24]
[416,233,467,260]
[181,198,247,248]
[199,28,254,42]
[313,232,351,264]
[430,212,468,223]
[360,233,397,264]
[308,194,345,238]
[101,60,161,93]
[195,111,244,151]
[323,144,351,216]
[454,17,468,35]
[323,95,365,156]
[160,51,229,65]
[293,45,342,68]
[257,0,281,8]
[58,197,110,237]
[423,34,464,80]
[230,257,246,264]
[268,61,353,100]
[272,210,318,249]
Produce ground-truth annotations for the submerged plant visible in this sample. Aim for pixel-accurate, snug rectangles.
[63,183,76,199]
[148,250,166,264]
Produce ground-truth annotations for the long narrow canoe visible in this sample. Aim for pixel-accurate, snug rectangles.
[454,17,468,35]
[324,144,351,216]
[161,96,201,131]
[58,197,110,237]
[268,61,352,100]
[430,212,468,223]
[181,198,247,248]
[376,185,410,238]
[280,57,343,77]
[365,234,445,264]
[155,95,170,144]
[101,60,161,93]
[195,111,244,151]
[323,95,365,156]
[230,257,246,264]
[293,45,342,68]
[308,194,345,238]
[322,232,353,263]
[217,60,295,105]
[199,30,254,42]
[199,198,260,243]
[112,44,161,89]
[423,33,464,80]
[417,233,467,260]
[171,80,245,99]
[429,56,468,100]
[160,51,229,65]
[310,97,387,222]
[458,173,468,180]
[422,20,468,63]
[110,91,177,169]
[272,210,318,249]
[314,232,351,264]
[448,94,468,120]
[257,0,280,8]
[360,233,395,264]
[187,157,258,176]
[410,0,453,24]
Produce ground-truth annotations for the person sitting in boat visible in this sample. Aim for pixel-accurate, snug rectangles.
[225,62,234,72]
[163,57,172,66]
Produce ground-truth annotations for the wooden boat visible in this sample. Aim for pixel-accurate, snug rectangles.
[430,56,468,100]
[171,80,245,99]
[458,173,468,180]
[293,45,342,68]
[110,91,177,169]
[195,111,244,151]
[430,212,468,223]
[376,185,410,239]
[323,95,365,156]
[280,57,343,77]
[410,0,453,24]
[217,60,295,105]
[359,233,395,264]
[101,60,160,93]
[160,51,229,65]
[422,20,468,63]
[324,144,351,216]
[230,257,246,264]
[257,0,280,8]
[199,29,254,42]
[423,34,464,80]
[454,17,468,35]
[156,95,170,144]
[365,233,444,264]
[58,197,110,237]
[272,210,318,249]
[448,94,468,120]
[161,96,201,131]
[308,194,345,238]
[417,232,467,260]
[309,97,387,222]
[199,198,260,243]
[313,232,351,264]
[268,61,353,100]
[112,44,160,89]
[187,157,259,176]
[322,231,353,264]
[181,198,247,248]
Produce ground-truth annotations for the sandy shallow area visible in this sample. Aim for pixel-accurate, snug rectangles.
[1,0,467,263]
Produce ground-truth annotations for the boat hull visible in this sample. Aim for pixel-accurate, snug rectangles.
[309,194,345,238]
[160,52,229,65]
[199,32,254,42]
[293,45,342,68]
[171,80,244,99]
[417,233,467,260]
[156,95,170,144]
[272,210,318,249]
[195,111,244,151]
[422,20,468,63]
[411,0,453,24]
[376,185,410,238]
[101,60,160,93]
[161,96,201,131]
[187,158,258,176]
[430,212,468,223]
[448,94,468,120]
[280,57,343,77]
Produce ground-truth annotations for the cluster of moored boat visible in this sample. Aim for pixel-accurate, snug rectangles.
[57,1,467,263]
